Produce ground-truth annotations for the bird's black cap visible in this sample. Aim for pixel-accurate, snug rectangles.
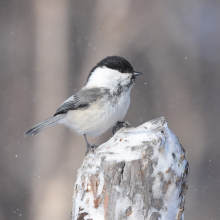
[90,56,134,74]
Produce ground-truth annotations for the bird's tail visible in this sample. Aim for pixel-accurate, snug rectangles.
[25,114,64,136]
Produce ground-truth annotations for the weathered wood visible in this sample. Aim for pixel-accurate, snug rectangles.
[72,117,189,220]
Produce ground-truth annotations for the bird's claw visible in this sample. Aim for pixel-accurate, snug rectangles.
[112,121,130,135]
[86,144,98,155]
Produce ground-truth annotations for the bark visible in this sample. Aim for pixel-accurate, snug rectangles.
[72,117,189,220]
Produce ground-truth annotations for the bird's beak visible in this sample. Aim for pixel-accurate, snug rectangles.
[133,71,142,77]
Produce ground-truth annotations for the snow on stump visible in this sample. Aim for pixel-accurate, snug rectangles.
[72,117,189,220]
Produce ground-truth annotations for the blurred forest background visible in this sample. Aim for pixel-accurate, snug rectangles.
[1,0,220,219]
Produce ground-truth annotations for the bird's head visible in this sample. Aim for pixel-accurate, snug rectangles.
[85,56,142,93]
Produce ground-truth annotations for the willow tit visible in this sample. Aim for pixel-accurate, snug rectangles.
[25,56,142,152]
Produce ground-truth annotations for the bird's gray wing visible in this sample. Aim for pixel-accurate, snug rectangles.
[54,88,107,116]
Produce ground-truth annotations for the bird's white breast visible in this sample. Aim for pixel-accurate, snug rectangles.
[60,91,131,136]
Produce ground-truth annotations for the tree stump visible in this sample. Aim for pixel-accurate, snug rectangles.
[72,117,189,220]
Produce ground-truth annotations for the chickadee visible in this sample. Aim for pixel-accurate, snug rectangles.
[25,56,142,152]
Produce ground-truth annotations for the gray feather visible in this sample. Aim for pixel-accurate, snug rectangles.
[25,114,64,136]
[54,88,108,116]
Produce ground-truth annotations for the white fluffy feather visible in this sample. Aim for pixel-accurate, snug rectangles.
[60,89,131,136]
[59,67,132,136]
[86,67,131,90]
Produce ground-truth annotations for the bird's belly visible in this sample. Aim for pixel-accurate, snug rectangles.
[61,95,130,136]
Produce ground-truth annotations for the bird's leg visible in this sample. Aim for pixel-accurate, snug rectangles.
[83,134,98,155]
[112,121,130,135]
[84,134,90,149]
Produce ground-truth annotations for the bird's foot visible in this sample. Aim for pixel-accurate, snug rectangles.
[86,144,98,155]
[112,121,130,135]
[84,134,98,155]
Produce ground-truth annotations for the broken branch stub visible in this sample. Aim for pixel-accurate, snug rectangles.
[72,117,189,220]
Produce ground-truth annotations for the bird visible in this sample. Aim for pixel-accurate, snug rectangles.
[25,56,142,153]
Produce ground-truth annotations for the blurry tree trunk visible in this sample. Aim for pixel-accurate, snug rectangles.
[72,117,189,220]
[32,1,69,220]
